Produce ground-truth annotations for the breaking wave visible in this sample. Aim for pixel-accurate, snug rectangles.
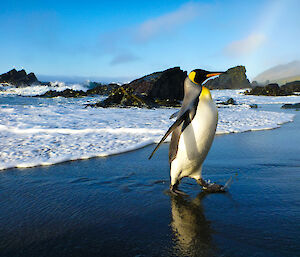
[0,93,296,170]
[0,81,102,96]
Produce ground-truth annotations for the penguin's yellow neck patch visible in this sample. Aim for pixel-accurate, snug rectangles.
[188,71,199,85]
[200,86,212,99]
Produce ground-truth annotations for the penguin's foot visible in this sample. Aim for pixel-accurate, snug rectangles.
[197,178,226,193]
[169,185,188,196]
[202,183,225,193]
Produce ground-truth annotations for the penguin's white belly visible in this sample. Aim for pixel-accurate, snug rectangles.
[172,99,217,179]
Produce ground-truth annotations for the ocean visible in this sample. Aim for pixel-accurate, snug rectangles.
[0,82,300,256]
[0,83,299,171]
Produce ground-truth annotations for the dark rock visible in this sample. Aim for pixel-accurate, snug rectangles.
[128,67,186,100]
[217,97,257,108]
[219,98,237,105]
[88,86,158,108]
[38,89,88,98]
[245,80,300,96]
[205,66,251,89]
[89,66,252,108]
[87,85,182,108]
[0,69,40,87]
[86,83,120,95]
[26,72,38,84]
[281,103,300,109]
[245,83,292,96]
[88,67,186,108]
[280,81,300,93]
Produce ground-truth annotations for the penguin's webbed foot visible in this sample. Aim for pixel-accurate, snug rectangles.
[203,183,225,193]
[197,178,226,193]
[169,185,188,196]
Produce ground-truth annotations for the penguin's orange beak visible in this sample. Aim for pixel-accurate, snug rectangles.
[206,72,225,78]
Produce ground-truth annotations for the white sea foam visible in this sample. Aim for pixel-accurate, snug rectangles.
[0,92,295,170]
[0,82,88,96]
[211,89,300,104]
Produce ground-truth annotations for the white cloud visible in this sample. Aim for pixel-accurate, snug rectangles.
[134,2,202,43]
[97,2,205,66]
[224,33,266,57]
[110,52,140,66]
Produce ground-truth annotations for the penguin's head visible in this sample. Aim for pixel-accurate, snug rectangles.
[188,69,225,85]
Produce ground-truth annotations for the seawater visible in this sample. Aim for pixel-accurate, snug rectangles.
[0,104,299,257]
[0,86,299,170]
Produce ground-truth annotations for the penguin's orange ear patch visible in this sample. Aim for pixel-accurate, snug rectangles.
[188,71,199,84]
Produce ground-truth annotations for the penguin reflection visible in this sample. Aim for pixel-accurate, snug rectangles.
[170,193,215,257]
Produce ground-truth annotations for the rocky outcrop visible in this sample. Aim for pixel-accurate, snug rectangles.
[88,66,253,108]
[245,83,286,96]
[244,81,300,96]
[88,67,186,108]
[36,67,185,101]
[280,81,300,93]
[281,103,300,109]
[204,66,251,89]
[127,67,186,100]
[88,85,181,108]
[38,89,88,98]
[0,69,40,87]
[88,86,157,108]
[86,83,120,95]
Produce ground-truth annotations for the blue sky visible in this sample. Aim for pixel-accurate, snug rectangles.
[1,0,299,82]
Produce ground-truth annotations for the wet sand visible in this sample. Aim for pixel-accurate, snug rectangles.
[0,105,299,257]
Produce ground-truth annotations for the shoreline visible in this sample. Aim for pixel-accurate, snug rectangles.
[1,112,295,172]
[0,90,298,171]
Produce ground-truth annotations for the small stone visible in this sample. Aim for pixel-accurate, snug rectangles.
[220,98,236,105]
[281,103,300,109]
[250,104,258,108]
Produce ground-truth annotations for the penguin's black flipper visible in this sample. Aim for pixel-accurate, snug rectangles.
[149,79,202,160]
[169,97,199,163]
[148,110,188,160]
[169,111,179,119]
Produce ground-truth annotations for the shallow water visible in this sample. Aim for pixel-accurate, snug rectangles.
[0,106,299,257]
[0,93,296,170]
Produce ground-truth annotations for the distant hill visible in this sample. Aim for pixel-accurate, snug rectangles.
[254,60,300,85]
[272,75,300,85]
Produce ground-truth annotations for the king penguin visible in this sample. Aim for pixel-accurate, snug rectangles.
[149,69,227,194]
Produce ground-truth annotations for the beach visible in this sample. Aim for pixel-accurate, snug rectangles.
[0,103,299,257]
[2,1,300,256]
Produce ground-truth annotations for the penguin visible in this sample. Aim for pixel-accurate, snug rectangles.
[149,69,227,194]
